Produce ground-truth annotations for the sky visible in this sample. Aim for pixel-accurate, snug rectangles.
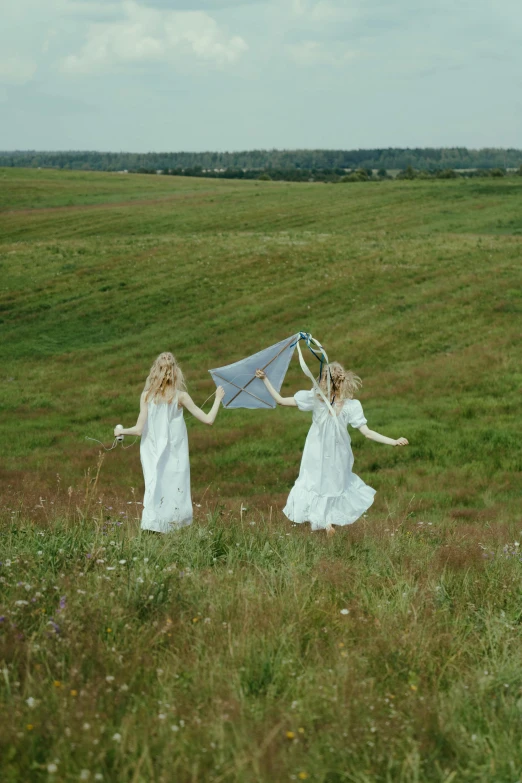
[1,0,521,151]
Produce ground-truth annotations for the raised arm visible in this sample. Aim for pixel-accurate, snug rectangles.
[255,369,297,407]
[179,387,225,425]
[358,424,408,447]
[114,392,149,437]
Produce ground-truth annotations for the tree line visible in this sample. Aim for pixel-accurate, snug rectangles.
[1,147,521,175]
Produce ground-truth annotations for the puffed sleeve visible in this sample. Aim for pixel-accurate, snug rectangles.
[293,390,315,412]
[346,399,367,428]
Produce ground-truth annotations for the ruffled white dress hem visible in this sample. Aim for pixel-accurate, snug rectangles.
[283,476,375,531]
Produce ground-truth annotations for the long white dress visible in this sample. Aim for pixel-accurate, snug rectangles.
[140,396,193,533]
[283,390,376,530]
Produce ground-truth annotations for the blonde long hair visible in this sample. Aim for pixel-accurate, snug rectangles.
[143,352,186,404]
[318,362,362,403]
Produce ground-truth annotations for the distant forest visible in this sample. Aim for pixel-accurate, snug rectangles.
[1,148,521,177]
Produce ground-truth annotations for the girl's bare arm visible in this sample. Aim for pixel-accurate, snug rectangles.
[358,424,408,447]
[114,393,149,437]
[255,369,297,407]
[179,387,225,425]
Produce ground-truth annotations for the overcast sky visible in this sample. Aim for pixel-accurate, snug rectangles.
[1,0,521,151]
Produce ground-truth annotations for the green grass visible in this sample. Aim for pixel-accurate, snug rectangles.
[1,168,522,781]
[1,503,522,782]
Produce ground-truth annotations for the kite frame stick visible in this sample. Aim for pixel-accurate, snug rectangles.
[212,372,273,408]
[223,337,297,408]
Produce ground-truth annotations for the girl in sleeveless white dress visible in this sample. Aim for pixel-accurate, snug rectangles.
[256,362,408,536]
[114,352,224,533]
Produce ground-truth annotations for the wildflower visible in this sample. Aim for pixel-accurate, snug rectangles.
[298,727,305,734]
[340,608,349,615]
[204,617,211,624]
[144,558,149,563]
[192,617,199,623]
[37,551,43,556]
[95,775,103,781]
[70,690,78,697]
[26,724,34,731]
[298,774,309,780]
[119,560,126,565]
[286,731,295,739]
[47,763,58,773]
[158,713,166,720]
[106,628,112,633]
[171,725,179,732]
[291,701,298,709]
[59,596,66,611]
[26,697,37,709]
[120,684,129,691]
[410,684,418,692]
[112,732,122,742]
[53,680,61,688]
[83,723,91,730]
[106,676,115,683]
[80,771,90,780]
[15,600,29,606]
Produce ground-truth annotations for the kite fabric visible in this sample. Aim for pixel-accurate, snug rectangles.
[209,331,341,434]
[209,334,300,409]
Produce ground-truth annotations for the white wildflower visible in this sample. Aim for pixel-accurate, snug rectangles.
[47,763,58,774]
[119,560,126,565]
[26,697,37,708]
[340,608,350,615]
[80,771,90,781]
[105,676,115,683]
[112,733,122,743]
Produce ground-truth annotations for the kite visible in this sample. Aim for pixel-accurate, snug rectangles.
[209,332,341,430]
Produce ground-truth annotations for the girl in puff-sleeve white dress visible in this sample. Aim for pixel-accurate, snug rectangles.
[256,362,408,537]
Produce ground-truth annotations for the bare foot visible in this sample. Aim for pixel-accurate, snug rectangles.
[326,525,335,538]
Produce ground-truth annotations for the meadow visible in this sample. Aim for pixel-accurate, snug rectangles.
[0,168,521,782]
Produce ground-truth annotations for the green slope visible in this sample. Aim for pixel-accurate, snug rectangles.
[0,168,520,517]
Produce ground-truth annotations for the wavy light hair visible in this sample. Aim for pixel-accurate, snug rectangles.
[318,362,362,403]
[143,352,186,404]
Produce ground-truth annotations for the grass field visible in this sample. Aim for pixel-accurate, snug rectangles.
[1,168,521,781]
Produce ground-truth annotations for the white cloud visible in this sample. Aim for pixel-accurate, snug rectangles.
[61,0,248,73]
[0,56,37,85]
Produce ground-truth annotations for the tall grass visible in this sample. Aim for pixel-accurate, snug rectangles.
[1,478,522,782]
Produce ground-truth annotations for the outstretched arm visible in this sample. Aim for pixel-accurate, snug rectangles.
[114,393,149,437]
[358,424,408,447]
[179,386,225,425]
[255,369,297,407]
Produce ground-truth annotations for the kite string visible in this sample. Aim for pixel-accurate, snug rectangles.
[85,436,119,452]
[85,436,139,451]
